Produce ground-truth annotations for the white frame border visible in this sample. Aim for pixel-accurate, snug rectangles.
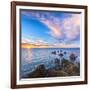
[16,5,85,85]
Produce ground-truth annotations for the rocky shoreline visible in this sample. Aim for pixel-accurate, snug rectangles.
[22,51,80,78]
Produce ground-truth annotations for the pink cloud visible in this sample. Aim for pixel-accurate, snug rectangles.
[63,14,80,40]
[41,20,63,39]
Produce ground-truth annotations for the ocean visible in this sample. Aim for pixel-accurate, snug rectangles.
[20,48,80,78]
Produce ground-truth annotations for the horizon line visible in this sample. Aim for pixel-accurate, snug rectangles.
[21,43,80,48]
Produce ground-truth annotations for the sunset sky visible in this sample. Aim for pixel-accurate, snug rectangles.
[21,10,81,47]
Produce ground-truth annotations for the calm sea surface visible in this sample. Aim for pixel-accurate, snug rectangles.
[20,48,80,78]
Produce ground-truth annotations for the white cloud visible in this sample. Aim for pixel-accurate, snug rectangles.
[63,14,81,40]
[22,38,34,44]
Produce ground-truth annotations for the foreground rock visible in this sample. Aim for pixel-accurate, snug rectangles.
[23,58,80,78]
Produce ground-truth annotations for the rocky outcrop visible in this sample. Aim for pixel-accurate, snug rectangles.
[23,58,80,78]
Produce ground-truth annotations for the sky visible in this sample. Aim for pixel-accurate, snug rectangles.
[21,10,81,47]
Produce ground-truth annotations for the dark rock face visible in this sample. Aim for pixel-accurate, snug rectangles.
[51,51,57,55]
[59,53,63,57]
[69,53,77,63]
[26,64,47,78]
[62,59,80,76]
[64,51,67,54]
[54,58,60,65]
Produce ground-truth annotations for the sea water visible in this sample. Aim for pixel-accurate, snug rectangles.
[20,48,80,78]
